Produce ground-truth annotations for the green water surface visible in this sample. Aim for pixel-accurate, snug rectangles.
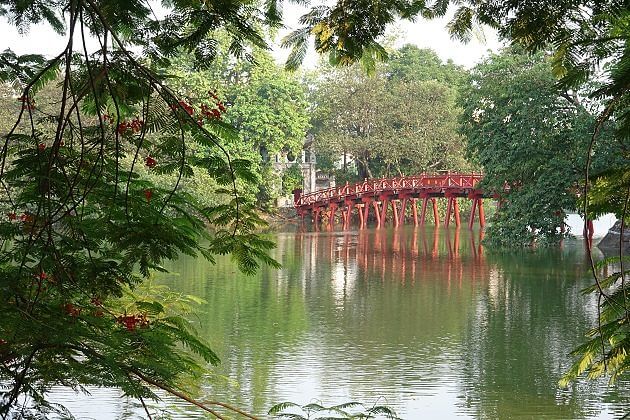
[52,227,630,419]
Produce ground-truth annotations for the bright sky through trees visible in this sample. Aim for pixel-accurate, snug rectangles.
[0,5,502,68]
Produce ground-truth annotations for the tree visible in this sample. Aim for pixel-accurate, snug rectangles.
[0,0,282,417]
[172,49,309,158]
[281,164,304,196]
[164,47,311,209]
[386,44,466,87]
[459,47,599,246]
[310,49,470,180]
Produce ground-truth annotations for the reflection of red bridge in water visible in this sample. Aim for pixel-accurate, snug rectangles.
[297,228,488,287]
[294,173,489,229]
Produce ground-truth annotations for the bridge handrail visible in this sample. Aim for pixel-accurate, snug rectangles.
[295,173,484,208]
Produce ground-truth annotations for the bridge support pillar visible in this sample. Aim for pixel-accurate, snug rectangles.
[392,200,399,228]
[445,195,461,227]
[420,197,429,225]
[343,201,353,230]
[380,196,390,227]
[361,197,373,229]
[328,203,338,228]
[468,198,478,229]
[378,194,390,227]
[357,204,365,228]
[454,198,461,227]
[445,197,452,227]
[467,191,486,229]
[398,197,409,226]
[411,198,419,226]
[432,198,440,227]
[373,201,382,228]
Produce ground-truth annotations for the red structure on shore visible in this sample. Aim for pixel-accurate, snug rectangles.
[293,173,488,229]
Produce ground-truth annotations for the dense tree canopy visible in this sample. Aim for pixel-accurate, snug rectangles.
[0,0,628,416]
[0,0,282,417]
[169,47,310,208]
[310,45,470,181]
[460,47,600,246]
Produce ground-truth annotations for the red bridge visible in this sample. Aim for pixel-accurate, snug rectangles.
[293,173,488,229]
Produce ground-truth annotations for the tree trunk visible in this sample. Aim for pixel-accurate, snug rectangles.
[356,158,372,180]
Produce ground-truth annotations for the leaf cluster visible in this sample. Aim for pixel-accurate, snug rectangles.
[0,0,282,417]
[269,400,401,419]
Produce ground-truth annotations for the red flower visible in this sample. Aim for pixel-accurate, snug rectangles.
[144,189,153,203]
[117,314,149,331]
[145,156,157,168]
[178,101,194,115]
[20,213,33,223]
[36,272,47,280]
[130,118,143,133]
[64,303,81,317]
[117,122,128,135]
[7,213,16,221]
[38,143,46,151]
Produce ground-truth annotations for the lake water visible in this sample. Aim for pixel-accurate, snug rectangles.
[51,227,630,419]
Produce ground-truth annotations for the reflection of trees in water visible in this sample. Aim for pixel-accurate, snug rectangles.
[156,232,630,418]
[158,246,312,415]
[458,246,630,419]
[288,228,496,412]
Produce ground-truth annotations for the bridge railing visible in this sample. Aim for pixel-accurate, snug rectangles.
[295,173,484,208]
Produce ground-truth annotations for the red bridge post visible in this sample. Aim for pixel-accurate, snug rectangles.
[432,198,440,227]
[398,194,410,227]
[361,197,372,229]
[445,197,452,227]
[379,194,390,227]
[357,203,365,228]
[420,195,429,225]
[454,198,461,227]
[313,208,321,230]
[445,193,461,228]
[478,199,486,227]
[411,198,419,226]
[328,202,338,228]
[372,201,381,228]
[468,197,477,229]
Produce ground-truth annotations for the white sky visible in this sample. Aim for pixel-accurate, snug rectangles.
[0,5,503,69]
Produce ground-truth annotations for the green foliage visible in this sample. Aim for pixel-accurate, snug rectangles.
[386,45,466,87]
[269,400,401,419]
[459,47,603,246]
[559,256,630,388]
[282,164,304,196]
[170,45,310,209]
[310,47,470,180]
[0,0,281,417]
